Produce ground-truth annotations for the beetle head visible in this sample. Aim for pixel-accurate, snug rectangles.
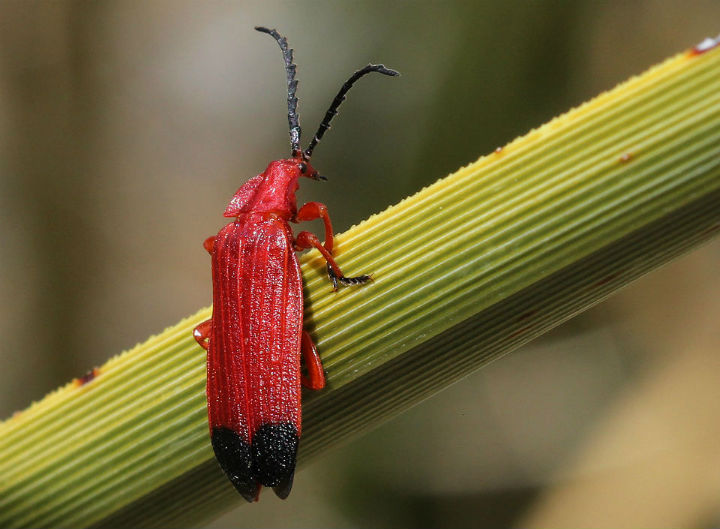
[225,27,397,221]
[292,153,324,181]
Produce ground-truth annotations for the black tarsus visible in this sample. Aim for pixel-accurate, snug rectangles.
[304,64,399,158]
[326,264,372,291]
[255,26,302,156]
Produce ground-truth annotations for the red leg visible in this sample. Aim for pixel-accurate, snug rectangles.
[193,319,212,350]
[295,201,334,252]
[301,331,325,390]
[294,231,371,291]
[203,236,216,254]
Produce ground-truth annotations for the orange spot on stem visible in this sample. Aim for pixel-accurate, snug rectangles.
[75,367,101,387]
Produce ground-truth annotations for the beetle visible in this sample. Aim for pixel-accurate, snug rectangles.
[193,26,398,502]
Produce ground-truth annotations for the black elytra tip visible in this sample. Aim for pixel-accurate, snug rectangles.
[211,424,299,501]
[211,427,259,502]
[273,470,295,500]
[251,422,299,495]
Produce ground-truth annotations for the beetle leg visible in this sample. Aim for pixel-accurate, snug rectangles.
[295,202,372,289]
[294,231,371,291]
[193,319,212,350]
[203,236,216,254]
[295,201,333,252]
[300,331,325,390]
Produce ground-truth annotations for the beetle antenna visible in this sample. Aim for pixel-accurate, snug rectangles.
[304,64,399,159]
[255,26,302,156]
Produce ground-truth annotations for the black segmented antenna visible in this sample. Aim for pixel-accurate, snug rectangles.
[304,64,399,159]
[255,26,302,156]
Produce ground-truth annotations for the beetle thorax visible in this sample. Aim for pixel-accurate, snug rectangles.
[252,160,301,217]
[224,159,303,219]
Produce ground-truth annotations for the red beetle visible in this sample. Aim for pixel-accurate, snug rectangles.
[193,27,398,502]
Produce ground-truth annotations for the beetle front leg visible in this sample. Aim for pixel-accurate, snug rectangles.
[193,319,212,350]
[295,201,334,252]
[295,201,371,289]
[294,231,371,290]
[300,331,325,390]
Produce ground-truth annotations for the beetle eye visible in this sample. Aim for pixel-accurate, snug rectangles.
[298,162,308,173]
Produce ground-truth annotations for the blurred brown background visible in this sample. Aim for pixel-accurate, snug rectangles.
[1,1,719,528]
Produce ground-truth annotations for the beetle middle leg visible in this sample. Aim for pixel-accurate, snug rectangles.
[294,231,371,290]
[203,236,216,254]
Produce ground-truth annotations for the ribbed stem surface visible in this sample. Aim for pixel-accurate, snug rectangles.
[1,44,719,528]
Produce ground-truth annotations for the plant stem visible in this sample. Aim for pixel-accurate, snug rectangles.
[1,42,719,529]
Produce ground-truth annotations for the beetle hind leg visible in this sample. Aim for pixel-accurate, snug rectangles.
[301,330,325,390]
[193,319,212,350]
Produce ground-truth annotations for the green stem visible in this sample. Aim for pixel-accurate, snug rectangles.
[1,44,719,529]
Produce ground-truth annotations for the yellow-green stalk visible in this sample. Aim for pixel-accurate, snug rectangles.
[1,41,719,528]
